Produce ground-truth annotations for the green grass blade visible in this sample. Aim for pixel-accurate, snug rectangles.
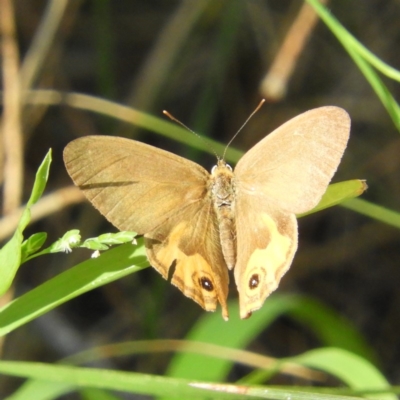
[293,348,396,400]
[166,295,373,383]
[166,297,290,381]
[347,49,400,131]
[342,198,400,229]
[285,297,375,362]
[0,241,147,336]
[298,180,367,217]
[5,380,73,400]
[26,150,52,207]
[0,150,52,295]
[305,0,400,82]
[306,0,400,131]
[0,360,366,400]
[7,380,121,400]
[40,90,242,162]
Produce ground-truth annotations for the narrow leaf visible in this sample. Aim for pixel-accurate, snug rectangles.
[0,150,52,295]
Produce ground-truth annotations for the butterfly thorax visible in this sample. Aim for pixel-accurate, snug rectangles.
[211,160,236,270]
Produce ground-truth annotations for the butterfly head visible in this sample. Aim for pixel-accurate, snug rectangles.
[211,159,233,176]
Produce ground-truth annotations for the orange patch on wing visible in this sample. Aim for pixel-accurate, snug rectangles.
[146,222,229,320]
[239,213,295,319]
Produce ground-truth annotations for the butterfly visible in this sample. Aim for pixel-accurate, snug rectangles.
[63,106,350,320]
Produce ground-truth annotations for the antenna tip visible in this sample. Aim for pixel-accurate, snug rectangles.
[163,110,174,121]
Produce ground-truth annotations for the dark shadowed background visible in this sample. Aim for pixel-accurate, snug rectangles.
[1,0,400,398]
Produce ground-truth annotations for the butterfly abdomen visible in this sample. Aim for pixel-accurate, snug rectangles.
[211,160,237,270]
[217,205,236,270]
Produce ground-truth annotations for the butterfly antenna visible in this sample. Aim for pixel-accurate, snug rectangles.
[163,110,219,159]
[222,99,266,160]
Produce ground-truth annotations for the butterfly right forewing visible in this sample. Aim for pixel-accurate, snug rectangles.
[235,106,350,214]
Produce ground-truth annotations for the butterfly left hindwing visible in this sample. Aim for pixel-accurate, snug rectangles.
[144,193,229,320]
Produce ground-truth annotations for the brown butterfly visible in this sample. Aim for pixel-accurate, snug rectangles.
[63,106,350,320]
